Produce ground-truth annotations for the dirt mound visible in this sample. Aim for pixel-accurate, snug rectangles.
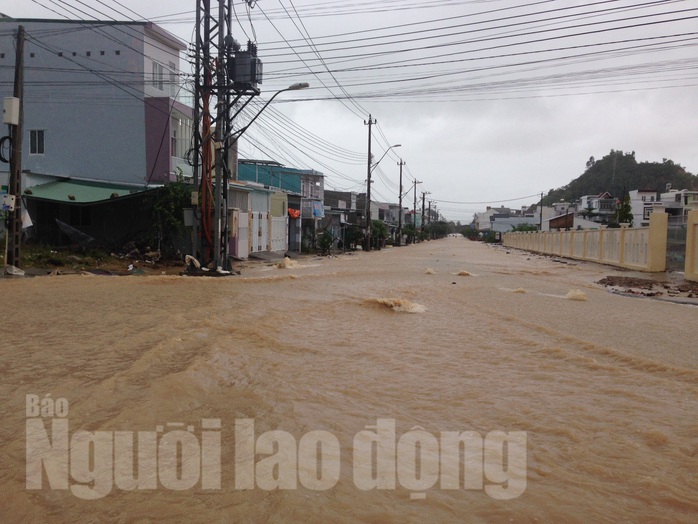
[596,276,698,299]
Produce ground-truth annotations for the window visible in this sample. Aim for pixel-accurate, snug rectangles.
[171,125,178,158]
[152,61,164,91]
[169,61,177,96]
[30,130,44,155]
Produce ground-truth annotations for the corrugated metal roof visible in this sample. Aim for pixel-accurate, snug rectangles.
[23,180,153,204]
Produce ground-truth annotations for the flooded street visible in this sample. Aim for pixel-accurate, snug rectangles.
[1,237,697,523]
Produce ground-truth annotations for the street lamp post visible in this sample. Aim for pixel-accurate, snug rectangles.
[226,82,309,143]
[365,140,401,251]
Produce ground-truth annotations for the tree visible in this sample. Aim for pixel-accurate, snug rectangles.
[403,224,417,244]
[318,230,334,255]
[612,194,633,226]
[510,223,538,232]
[344,225,364,250]
[150,178,192,256]
[371,220,388,249]
[544,150,697,206]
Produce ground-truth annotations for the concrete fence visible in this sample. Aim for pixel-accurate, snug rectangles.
[686,210,698,282]
[502,212,668,272]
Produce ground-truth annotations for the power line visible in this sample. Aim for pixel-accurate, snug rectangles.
[431,193,544,205]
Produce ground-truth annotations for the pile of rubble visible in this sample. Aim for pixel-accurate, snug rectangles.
[596,275,698,300]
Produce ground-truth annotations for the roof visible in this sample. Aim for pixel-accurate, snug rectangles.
[23,179,154,204]
[0,17,186,50]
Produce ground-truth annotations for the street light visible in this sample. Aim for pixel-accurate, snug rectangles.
[366,143,401,251]
[371,144,401,172]
[226,82,310,142]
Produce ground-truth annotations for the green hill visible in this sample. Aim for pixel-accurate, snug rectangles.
[543,150,698,205]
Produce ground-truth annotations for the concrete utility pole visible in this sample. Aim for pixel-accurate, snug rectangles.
[7,25,25,270]
[397,158,405,246]
[412,179,422,244]
[364,114,376,251]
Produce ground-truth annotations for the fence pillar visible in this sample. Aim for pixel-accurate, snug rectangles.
[686,209,698,282]
[647,211,668,272]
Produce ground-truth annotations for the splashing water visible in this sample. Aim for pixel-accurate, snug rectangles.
[365,297,428,313]
[566,289,588,301]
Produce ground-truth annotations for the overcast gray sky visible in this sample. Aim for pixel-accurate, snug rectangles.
[6,0,698,222]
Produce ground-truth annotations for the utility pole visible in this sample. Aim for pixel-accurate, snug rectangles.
[212,1,226,270]
[412,179,422,244]
[192,0,261,270]
[421,191,429,239]
[397,158,405,246]
[6,25,25,270]
[427,200,432,239]
[539,191,544,231]
[364,114,376,251]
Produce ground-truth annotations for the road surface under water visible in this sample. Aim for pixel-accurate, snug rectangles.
[1,237,697,523]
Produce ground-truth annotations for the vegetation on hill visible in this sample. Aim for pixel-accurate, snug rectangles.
[543,150,697,205]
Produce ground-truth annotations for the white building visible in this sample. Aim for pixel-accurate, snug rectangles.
[659,189,698,227]
[629,189,662,227]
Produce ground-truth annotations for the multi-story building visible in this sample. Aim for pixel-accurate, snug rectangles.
[628,189,662,227]
[659,188,698,227]
[577,193,615,223]
[0,17,193,187]
[0,17,193,245]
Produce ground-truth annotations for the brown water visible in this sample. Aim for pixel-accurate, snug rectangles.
[2,237,697,523]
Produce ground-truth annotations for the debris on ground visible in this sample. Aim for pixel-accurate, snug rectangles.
[596,276,698,300]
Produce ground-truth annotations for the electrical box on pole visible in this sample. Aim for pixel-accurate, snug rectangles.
[227,41,263,93]
[3,97,19,125]
[2,194,16,212]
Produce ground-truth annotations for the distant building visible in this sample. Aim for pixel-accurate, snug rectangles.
[577,193,615,223]
[629,189,662,227]
[237,159,324,252]
[659,188,698,227]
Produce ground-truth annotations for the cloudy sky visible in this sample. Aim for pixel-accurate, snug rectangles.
[6,0,698,222]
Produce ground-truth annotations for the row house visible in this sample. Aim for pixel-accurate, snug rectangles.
[236,160,325,255]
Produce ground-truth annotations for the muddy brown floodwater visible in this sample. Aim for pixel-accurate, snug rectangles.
[1,237,697,523]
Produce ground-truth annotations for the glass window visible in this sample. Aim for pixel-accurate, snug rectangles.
[30,130,44,155]
[152,61,164,91]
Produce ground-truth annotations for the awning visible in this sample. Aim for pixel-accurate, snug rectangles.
[22,179,155,204]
